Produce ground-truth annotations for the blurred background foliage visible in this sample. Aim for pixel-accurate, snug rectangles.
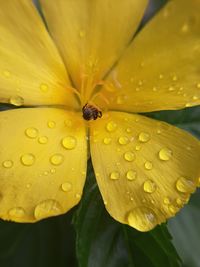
[0,0,200,266]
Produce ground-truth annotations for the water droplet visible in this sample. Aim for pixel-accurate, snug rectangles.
[3,70,11,77]
[176,198,183,206]
[10,96,24,106]
[124,151,135,162]
[126,128,132,133]
[163,197,171,205]
[127,207,158,231]
[144,161,153,170]
[61,182,72,192]
[50,168,56,174]
[118,136,129,145]
[110,171,120,180]
[65,120,72,127]
[47,121,56,128]
[38,136,48,144]
[25,127,38,139]
[62,136,77,149]
[103,137,111,145]
[116,94,127,104]
[40,83,49,92]
[196,83,200,88]
[176,177,195,193]
[181,23,189,33]
[34,199,62,220]
[2,160,13,168]
[168,204,178,214]
[9,207,25,218]
[21,154,35,166]
[138,132,150,143]
[193,95,198,100]
[26,183,31,189]
[159,74,164,79]
[106,121,117,132]
[159,148,173,161]
[50,154,64,166]
[143,180,157,193]
[126,170,137,181]
[135,145,141,151]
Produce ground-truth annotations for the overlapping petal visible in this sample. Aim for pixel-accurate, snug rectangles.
[40,0,148,101]
[0,108,87,222]
[90,112,200,231]
[0,0,78,108]
[94,0,200,113]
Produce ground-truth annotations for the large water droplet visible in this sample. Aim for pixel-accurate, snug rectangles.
[61,182,72,192]
[159,148,173,161]
[126,170,137,181]
[25,127,38,139]
[50,154,64,166]
[38,136,48,144]
[10,96,24,106]
[110,171,120,180]
[144,161,153,170]
[143,180,157,193]
[2,160,13,168]
[138,132,150,143]
[124,151,135,162]
[106,121,117,132]
[34,199,62,220]
[127,207,158,231]
[118,136,129,145]
[176,177,195,193]
[62,136,77,149]
[21,153,35,166]
[9,207,25,218]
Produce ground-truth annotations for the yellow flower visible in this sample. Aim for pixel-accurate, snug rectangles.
[0,0,200,232]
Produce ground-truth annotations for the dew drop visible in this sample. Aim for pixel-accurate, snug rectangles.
[10,95,24,106]
[20,153,35,166]
[50,154,64,166]
[110,171,120,180]
[163,197,171,205]
[143,180,157,193]
[76,193,81,199]
[47,121,56,128]
[127,207,158,231]
[176,198,183,206]
[25,127,38,139]
[106,121,117,132]
[124,151,135,162]
[168,204,178,214]
[138,132,150,143]
[40,83,49,92]
[62,136,77,150]
[159,147,173,161]
[126,170,137,181]
[176,177,195,193]
[103,137,111,145]
[61,182,72,192]
[196,83,200,89]
[50,168,56,174]
[38,136,48,144]
[65,119,72,127]
[135,145,141,151]
[126,128,132,133]
[9,207,25,218]
[144,161,153,170]
[34,199,62,220]
[79,30,85,38]
[2,160,13,168]
[118,136,129,145]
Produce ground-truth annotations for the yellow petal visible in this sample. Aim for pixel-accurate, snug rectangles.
[95,0,200,113]
[0,108,87,222]
[90,112,200,231]
[40,0,148,101]
[0,0,78,108]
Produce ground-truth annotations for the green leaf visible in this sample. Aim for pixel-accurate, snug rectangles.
[73,161,182,267]
[0,213,77,267]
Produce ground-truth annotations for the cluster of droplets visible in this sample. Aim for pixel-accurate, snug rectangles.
[92,116,197,230]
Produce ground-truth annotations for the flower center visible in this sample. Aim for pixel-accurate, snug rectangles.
[82,103,102,121]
